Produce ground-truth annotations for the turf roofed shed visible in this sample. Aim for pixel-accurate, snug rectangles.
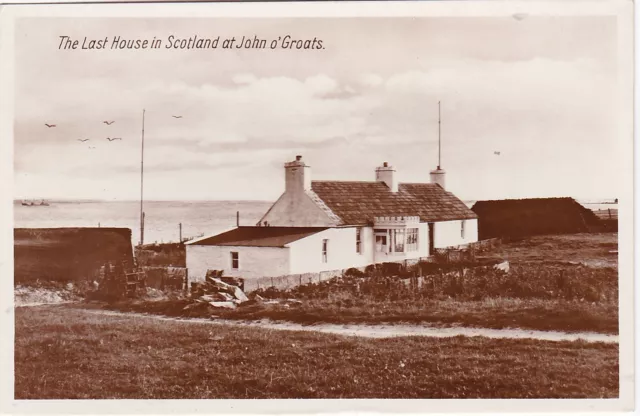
[14,227,134,284]
[470,197,602,240]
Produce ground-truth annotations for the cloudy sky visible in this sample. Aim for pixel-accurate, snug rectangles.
[14,16,621,201]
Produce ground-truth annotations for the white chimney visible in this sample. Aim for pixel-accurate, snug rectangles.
[376,162,398,192]
[431,101,447,190]
[284,155,311,194]
[430,166,446,189]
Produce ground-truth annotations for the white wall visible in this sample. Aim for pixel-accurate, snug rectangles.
[259,192,337,227]
[289,224,440,273]
[186,244,290,282]
[433,219,479,248]
[288,227,374,273]
[259,158,339,227]
[186,219,479,283]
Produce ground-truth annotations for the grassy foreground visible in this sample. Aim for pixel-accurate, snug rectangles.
[15,305,618,399]
[107,296,618,334]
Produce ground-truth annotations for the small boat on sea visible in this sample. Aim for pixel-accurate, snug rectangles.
[20,199,50,206]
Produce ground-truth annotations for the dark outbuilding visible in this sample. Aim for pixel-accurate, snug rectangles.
[471,197,603,240]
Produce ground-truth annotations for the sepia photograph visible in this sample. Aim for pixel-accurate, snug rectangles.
[0,0,634,413]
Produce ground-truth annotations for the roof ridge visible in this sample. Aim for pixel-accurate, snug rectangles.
[312,180,385,184]
[474,197,577,203]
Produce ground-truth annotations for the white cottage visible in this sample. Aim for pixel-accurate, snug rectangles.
[186,156,478,282]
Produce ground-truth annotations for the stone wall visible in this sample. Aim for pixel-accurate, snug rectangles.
[241,238,501,293]
[244,268,351,292]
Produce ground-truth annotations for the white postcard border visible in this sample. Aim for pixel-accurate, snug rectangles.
[0,0,634,414]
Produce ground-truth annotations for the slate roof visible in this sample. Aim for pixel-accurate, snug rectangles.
[189,226,328,247]
[310,181,477,225]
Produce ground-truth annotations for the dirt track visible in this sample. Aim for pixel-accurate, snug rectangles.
[69,307,618,344]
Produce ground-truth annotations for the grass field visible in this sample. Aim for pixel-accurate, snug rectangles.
[15,306,619,399]
[479,233,618,267]
[103,233,618,334]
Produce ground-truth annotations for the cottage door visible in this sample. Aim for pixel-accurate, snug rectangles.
[428,223,435,255]
[375,234,387,253]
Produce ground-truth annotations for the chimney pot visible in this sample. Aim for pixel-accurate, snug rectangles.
[430,167,446,189]
[375,162,398,192]
[285,156,311,193]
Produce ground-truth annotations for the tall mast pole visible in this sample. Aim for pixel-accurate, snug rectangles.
[438,101,441,169]
[140,109,145,246]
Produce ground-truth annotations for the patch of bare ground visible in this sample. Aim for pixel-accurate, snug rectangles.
[98,296,617,334]
[15,283,85,307]
[15,305,618,399]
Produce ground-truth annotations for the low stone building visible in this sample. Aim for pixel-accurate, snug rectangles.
[186,156,478,283]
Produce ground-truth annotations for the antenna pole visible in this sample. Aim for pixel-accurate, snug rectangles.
[140,109,145,246]
[438,101,441,169]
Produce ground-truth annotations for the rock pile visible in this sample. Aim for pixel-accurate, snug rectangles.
[188,272,249,310]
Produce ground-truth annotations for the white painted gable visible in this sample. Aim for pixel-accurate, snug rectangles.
[258,156,340,227]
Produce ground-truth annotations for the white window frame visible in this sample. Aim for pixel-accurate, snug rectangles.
[406,228,419,252]
[391,229,405,253]
[322,239,328,263]
[231,251,239,269]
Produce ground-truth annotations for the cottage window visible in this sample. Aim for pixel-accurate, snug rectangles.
[392,229,405,253]
[461,220,466,239]
[322,239,328,263]
[406,228,419,252]
[356,228,362,254]
[231,251,239,269]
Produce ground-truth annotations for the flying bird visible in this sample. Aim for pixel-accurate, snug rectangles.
[494,151,501,156]
[78,139,89,142]
[512,13,528,21]
[44,124,56,128]
[172,115,183,119]
[103,121,115,125]
[106,137,122,141]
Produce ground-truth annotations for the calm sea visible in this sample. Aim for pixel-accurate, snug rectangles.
[14,200,274,245]
[14,199,615,245]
